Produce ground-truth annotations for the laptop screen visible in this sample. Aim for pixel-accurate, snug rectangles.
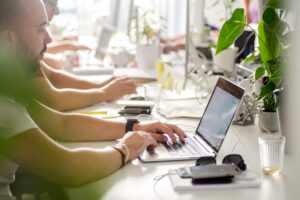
[196,77,244,152]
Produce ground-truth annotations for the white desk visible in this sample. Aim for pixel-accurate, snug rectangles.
[60,98,300,200]
[58,70,300,200]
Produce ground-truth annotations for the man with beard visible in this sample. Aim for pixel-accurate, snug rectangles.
[0,0,186,199]
[30,0,138,111]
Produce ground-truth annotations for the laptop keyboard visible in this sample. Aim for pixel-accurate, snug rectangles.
[162,135,207,157]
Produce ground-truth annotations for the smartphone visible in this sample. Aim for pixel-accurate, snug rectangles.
[177,164,241,179]
[119,106,151,115]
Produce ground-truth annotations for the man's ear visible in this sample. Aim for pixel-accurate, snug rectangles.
[1,30,18,49]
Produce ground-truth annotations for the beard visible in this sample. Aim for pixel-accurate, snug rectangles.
[15,35,47,75]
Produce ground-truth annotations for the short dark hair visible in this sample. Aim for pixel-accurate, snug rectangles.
[0,0,21,30]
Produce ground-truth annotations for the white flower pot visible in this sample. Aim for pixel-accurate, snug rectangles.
[211,47,238,73]
[259,111,279,132]
[136,44,161,70]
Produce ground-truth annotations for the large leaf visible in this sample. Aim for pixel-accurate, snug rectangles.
[270,67,283,84]
[255,67,266,80]
[243,54,260,64]
[266,0,290,10]
[262,7,288,35]
[258,21,280,66]
[257,81,276,100]
[263,8,280,30]
[266,59,279,74]
[216,8,246,55]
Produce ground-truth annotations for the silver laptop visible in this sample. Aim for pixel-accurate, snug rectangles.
[140,77,245,162]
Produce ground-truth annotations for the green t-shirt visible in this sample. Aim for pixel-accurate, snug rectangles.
[0,95,38,200]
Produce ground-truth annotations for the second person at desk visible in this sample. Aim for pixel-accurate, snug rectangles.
[32,0,138,112]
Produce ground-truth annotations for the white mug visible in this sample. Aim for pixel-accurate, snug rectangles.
[64,51,80,72]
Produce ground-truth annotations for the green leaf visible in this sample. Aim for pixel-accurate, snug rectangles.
[263,93,277,112]
[216,8,246,55]
[257,81,276,100]
[262,7,288,35]
[270,67,283,83]
[266,59,279,75]
[263,8,280,29]
[243,54,260,64]
[266,0,289,10]
[255,67,265,80]
[258,21,280,65]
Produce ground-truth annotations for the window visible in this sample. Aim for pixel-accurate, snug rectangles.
[49,0,112,39]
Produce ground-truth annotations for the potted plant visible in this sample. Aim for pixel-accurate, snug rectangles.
[210,0,239,74]
[215,0,289,132]
[133,8,163,70]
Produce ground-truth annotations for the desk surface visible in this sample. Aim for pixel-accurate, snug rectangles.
[62,83,300,200]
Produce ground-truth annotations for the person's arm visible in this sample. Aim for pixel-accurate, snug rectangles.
[27,101,186,143]
[2,128,157,187]
[31,77,108,111]
[46,41,91,54]
[31,75,137,111]
[41,62,113,89]
[242,0,251,24]
[163,43,186,54]
[43,53,64,69]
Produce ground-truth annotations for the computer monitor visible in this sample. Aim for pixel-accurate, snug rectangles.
[190,0,205,34]
[184,0,206,89]
[112,0,134,36]
[184,0,190,89]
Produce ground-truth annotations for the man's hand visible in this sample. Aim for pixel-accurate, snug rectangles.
[97,76,117,88]
[117,131,157,161]
[133,122,187,144]
[47,41,92,54]
[102,77,137,102]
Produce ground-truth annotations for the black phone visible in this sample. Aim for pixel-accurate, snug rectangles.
[192,176,234,185]
[119,106,151,115]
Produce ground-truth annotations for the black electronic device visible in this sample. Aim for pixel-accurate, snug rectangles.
[192,176,234,185]
[129,96,145,101]
[119,106,151,115]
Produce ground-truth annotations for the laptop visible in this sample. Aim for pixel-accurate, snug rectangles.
[140,77,245,162]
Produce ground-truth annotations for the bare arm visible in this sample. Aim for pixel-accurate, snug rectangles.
[32,72,137,111]
[27,101,126,142]
[2,128,156,187]
[31,77,108,111]
[27,101,186,143]
[43,54,63,70]
[41,62,111,89]
[46,41,91,54]
[241,0,251,24]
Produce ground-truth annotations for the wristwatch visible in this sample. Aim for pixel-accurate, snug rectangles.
[125,119,140,133]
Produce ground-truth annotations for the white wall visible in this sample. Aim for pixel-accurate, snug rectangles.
[286,0,300,157]
[204,0,241,29]
[162,0,242,37]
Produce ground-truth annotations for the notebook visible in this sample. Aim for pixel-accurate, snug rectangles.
[168,169,260,190]
[139,77,245,162]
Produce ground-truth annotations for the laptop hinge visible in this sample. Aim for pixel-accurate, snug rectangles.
[193,135,214,155]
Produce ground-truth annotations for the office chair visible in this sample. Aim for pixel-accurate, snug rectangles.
[10,167,68,200]
[235,30,256,63]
